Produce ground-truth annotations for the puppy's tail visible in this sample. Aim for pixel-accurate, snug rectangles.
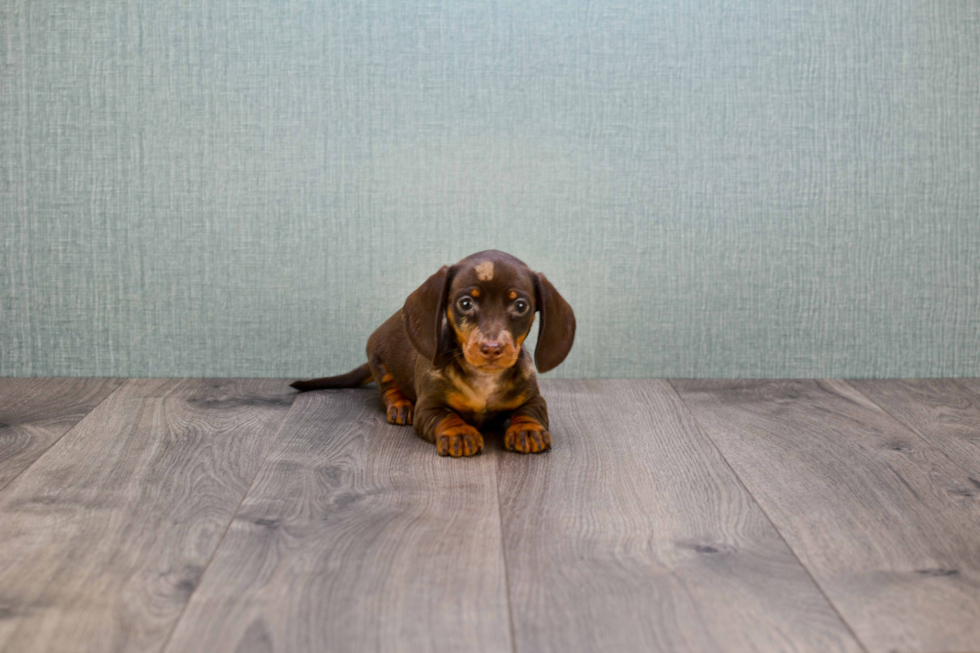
[290,363,373,392]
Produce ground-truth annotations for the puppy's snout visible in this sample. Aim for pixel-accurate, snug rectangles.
[479,341,505,358]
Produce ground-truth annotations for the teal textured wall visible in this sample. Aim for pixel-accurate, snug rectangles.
[2,0,978,378]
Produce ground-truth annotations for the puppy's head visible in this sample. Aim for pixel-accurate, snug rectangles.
[403,250,575,373]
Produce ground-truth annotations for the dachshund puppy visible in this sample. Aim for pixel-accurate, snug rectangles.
[291,250,575,457]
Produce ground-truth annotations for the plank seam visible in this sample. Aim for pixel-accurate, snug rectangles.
[158,388,302,653]
[839,380,933,442]
[841,379,980,480]
[666,379,872,653]
[493,448,519,653]
[0,377,128,495]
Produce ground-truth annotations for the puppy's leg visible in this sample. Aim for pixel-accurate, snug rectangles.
[370,361,414,426]
[414,400,483,457]
[505,395,551,453]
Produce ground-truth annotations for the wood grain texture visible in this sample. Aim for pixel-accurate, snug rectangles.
[0,378,293,653]
[497,380,862,653]
[164,388,512,653]
[672,379,980,653]
[0,377,124,491]
[849,379,980,475]
[954,378,980,396]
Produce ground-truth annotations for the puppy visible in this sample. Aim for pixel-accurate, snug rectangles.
[291,250,575,457]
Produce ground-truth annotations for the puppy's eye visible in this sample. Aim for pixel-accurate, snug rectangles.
[514,300,529,314]
[457,297,474,312]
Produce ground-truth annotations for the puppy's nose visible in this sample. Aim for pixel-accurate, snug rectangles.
[479,341,505,358]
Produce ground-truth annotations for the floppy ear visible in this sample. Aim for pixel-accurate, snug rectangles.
[533,272,576,373]
[403,265,457,365]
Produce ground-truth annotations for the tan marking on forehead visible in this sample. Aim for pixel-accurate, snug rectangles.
[470,288,480,297]
[508,291,517,300]
[474,261,494,281]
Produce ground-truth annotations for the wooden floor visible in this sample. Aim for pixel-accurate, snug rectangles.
[1,379,979,653]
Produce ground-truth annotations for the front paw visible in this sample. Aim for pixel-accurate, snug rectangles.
[382,388,414,425]
[386,400,413,426]
[436,424,484,457]
[505,416,552,453]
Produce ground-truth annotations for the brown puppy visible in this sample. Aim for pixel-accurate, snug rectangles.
[291,250,575,457]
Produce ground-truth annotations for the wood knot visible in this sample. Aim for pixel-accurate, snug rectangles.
[678,540,737,556]
[915,568,958,577]
[253,518,279,529]
[883,440,912,453]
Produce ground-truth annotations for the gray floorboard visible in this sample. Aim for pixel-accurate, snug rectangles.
[849,378,980,476]
[0,379,293,653]
[0,378,124,491]
[2,378,980,653]
[497,379,862,653]
[164,388,512,653]
[672,379,980,653]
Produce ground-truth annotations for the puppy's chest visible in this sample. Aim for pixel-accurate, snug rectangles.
[445,373,524,417]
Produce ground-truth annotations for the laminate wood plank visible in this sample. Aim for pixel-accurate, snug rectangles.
[497,380,862,653]
[954,378,980,397]
[0,378,124,491]
[849,379,980,476]
[164,388,512,653]
[0,378,294,653]
[672,379,980,653]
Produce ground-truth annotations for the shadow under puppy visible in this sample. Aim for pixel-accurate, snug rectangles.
[291,250,575,457]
